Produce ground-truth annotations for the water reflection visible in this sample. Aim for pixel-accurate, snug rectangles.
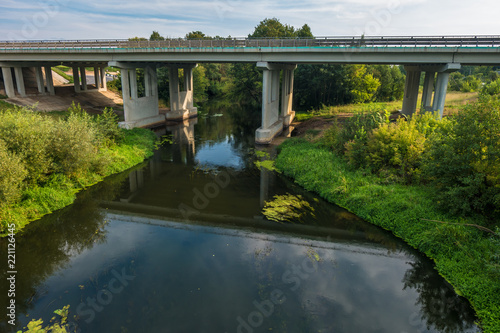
[0,103,479,333]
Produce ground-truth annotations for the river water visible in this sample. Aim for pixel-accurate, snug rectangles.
[0,104,479,333]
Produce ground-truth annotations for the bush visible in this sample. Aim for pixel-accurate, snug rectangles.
[0,108,53,184]
[0,139,27,205]
[49,106,101,177]
[423,96,500,220]
[361,113,446,183]
[481,78,500,96]
[93,107,124,146]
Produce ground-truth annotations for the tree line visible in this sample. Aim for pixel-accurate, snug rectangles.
[118,18,499,111]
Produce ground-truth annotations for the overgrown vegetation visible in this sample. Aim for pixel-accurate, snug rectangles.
[19,305,70,333]
[52,66,74,84]
[0,103,157,235]
[275,95,500,331]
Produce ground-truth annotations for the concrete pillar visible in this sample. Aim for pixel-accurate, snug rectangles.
[166,64,197,120]
[72,67,81,92]
[35,66,46,95]
[80,66,87,91]
[432,72,451,118]
[121,69,131,101]
[115,64,164,129]
[14,67,26,97]
[281,66,296,127]
[44,66,55,95]
[421,71,435,112]
[129,69,138,99]
[100,66,107,91]
[94,67,100,89]
[401,68,421,117]
[1,67,15,98]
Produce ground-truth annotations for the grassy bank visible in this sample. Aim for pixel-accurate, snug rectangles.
[276,139,499,331]
[0,103,157,236]
[276,95,500,332]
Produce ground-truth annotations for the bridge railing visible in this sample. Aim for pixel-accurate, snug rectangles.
[1,35,500,50]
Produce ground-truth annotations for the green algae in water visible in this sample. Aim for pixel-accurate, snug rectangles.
[262,194,316,223]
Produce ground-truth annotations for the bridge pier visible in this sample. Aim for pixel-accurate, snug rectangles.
[402,63,460,118]
[255,62,296,145]
[166,64,198,120]
[1,67,16,98]
[110,61,165,129]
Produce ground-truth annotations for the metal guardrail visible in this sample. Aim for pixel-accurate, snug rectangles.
[1,36,500,50]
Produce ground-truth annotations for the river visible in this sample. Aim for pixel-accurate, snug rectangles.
[0,103,479,333]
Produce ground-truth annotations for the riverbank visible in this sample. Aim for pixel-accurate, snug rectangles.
[0,102,157,236]
[275,105,499,331]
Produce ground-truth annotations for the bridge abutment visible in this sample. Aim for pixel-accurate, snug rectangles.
[166,64,198,120]
[255,62,296,144]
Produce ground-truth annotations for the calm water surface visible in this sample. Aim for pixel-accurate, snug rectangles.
[0,104,479,333]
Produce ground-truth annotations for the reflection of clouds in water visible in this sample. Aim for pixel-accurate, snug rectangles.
[195,137,244,170]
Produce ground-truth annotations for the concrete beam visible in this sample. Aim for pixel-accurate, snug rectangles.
[432,72,451,118]
[80,66,87,91]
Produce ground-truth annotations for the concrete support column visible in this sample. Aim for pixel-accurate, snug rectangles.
[166,64,198,120]
[94,67,100,89]
[100,66,107,91]
[121,69,131,101]
[1,67,15,98]
[44,66,55,95]
[80,66,87,91]
[281,66,296,127]
[129,68,138,100]
[432,72,451,118]
[35,66,46,95]
[401,67,421,117]
[72,67,81,92]
[421,71,435,112]
[14,67,26,97]
[112,62,164,129]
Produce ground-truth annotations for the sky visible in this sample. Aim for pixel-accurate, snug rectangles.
[1,0,499,41]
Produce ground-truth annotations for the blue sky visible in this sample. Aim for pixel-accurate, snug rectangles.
[1,0,499,40]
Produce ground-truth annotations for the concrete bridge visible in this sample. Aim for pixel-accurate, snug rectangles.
[1,35,500,143]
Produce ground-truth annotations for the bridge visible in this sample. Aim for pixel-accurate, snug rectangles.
[1,35,500,143]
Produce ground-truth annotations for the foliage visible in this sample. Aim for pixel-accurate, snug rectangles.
[18,305,70,333]
[0,139,27,205]
[422,96,500,219]
[149,31,165,41]
[0,104,157,235]
[481,78,500,96]
[275,139,500,332]
[361,113,444,183]
[262,194,315,223]
[347,65,380,103]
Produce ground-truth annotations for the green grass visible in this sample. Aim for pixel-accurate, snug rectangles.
[295,92,478,121]
[51,66,74,84]
[275,139,500,332]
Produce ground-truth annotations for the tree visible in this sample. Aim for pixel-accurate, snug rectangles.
[149,31,165,41]
[250,18,296,38]
[296,24,313,38]
[186,31,210,39]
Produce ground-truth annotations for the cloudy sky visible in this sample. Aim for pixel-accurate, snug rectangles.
[1,0,499,40]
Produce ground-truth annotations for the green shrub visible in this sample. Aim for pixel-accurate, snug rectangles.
[334,110,388,153]
[0,108,53,184]
[481,78,500,96]
[93,107,124,146]
[49,107,100,177]
[0,139,27,205]
[423,96,500,220]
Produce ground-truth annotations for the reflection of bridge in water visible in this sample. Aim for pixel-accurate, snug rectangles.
[100,117,407,257]
[2,36,500,143]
